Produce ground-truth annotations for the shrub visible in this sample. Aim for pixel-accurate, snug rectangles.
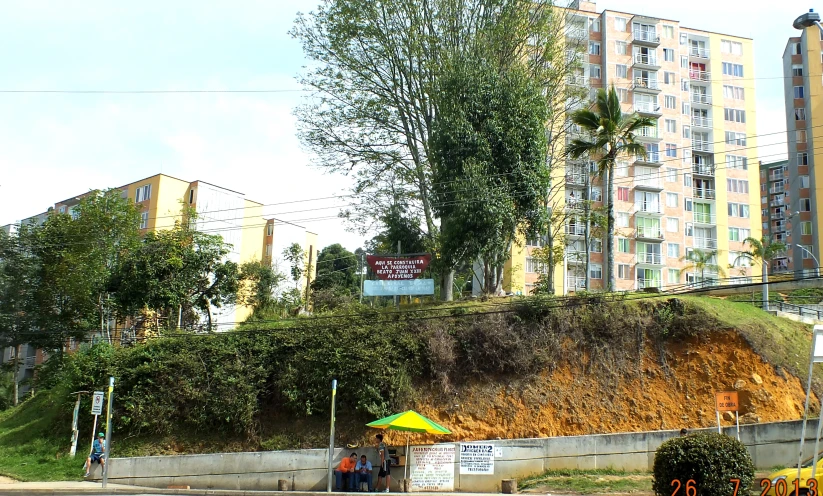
[653,433,754,496]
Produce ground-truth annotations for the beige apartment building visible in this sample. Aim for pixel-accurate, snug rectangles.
[498,1,762,295]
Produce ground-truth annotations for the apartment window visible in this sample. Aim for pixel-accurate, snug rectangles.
[663,48,675,62]
[798,152,809,165]
[801,198,812,211]
[617,187,630,202]
[663,71,675,85]
[680,33,687,45]
[801,175,810,188]
[58,205,67,214]
[681,79,690,92]
[662,25,674,38]
[793,42,802,55]
[615,41,627,55]
[665,168,677,182]
[680,56,688,69]
[615,160,629,177]
[682,102,690,115]
[616,88,629,103]
[722,62,744,77]
[685,222,694,237]
[723,85,744,99]
[589,238,602,253]
[589,18,600,32]
[617,212,630,227]
[591,187,603,202]
[189,189,195,204]
[667,243,680,258]
[266,244,272,257]
[793,65,804,77]
[728,203,750,218]
[797,130,807,143]
[666,192,678,208]
[135,184,151,203]
[728,227,751,242]
[795,108,806,121]
[590,64,602,79]
[618,237,630,253]
[614,17,627,31]
[589,41,601,55]
[668,269,680,284]
[615,64,628,78]
[666,217,679,233]
[664,95,676,109]
[794,86,805,99]
[665,143,677,158]
[720,40,743,55]
[682,125,690,139]
[139,211,149,229]
[801,222,813,235]
[590,263,603,280]
[618,264,632,279]
[665,119,676,133]
[724,108,746,123]
[726,179,749,193]
[725,131,746,146]
[726,155,747,170]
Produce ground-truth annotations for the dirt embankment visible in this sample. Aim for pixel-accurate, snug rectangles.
[392,330,811,445]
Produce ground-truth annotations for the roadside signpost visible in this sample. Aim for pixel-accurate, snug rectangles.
[102,378,114,489]
[88,391,104,459]
[715,391,739,440]
[363,254,434,298]
[798,326,823,481]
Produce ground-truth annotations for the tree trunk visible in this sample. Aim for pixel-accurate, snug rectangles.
[605,164,616,292]
[12,345,19,407]
[206,299,214,332]
[546,208,555,294]
[441,270,454,302]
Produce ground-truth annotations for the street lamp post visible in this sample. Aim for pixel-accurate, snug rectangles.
[789,244,821,278]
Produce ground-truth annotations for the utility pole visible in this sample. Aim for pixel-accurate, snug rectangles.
[395,241,401,308]
[359,252,365,303]
[326,379,338,493]
[102,377,114,488]
[305,245,314,309]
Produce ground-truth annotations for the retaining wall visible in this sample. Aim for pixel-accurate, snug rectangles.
[97,419,817,492]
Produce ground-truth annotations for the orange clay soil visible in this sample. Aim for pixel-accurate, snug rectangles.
[384,330,814,446]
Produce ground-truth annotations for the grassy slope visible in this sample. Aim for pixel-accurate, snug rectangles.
[0,295,816,482]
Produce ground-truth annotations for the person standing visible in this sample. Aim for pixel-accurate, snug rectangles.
[375,434,391,493]
[83,433,106,478]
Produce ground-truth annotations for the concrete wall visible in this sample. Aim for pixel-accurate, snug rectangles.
[99,419,820,492]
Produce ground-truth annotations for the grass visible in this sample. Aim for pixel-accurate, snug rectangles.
[519,469,652,493]
[0,390,85,481]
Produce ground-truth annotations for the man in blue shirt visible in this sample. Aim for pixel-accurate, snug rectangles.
[355,454,373,492]
[83,433,106,478]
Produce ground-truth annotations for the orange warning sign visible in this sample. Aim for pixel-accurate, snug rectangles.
[715,391,739,412]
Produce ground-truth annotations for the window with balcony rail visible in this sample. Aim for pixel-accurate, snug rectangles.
[690,92,711,104]
[693,187,716,200]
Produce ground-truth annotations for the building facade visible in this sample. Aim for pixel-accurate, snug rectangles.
[776,25,823,277]
[507,0,761,295]
[759,160,792,274]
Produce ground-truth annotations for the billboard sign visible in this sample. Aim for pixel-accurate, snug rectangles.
[366,255,431,280]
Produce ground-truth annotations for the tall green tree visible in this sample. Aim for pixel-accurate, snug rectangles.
[737,236,786,308]
[293,0,574,300]
[312,244,359,294]
[238,260,286,313]
[567,86,655,291]
[681,249,726,287]
[430,56,549,294]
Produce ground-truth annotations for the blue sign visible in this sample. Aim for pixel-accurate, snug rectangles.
[363,279,435,296]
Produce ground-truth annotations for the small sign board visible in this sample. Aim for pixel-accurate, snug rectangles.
[813,326,823,363]
[363,279,435,296]
[715,391,739,412]
[459,443,494,475]
[91,391,105,415]
[410,444,456,492]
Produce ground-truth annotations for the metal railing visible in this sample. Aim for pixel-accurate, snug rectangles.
[694,237,718,249]
[637,152,660,163]
[634,53,659,65]
[566,28,587,39]
[691,116,713,128]
[567,75,590,86]
[633,30,660,43]
[636,226,664,239]
[637,252,663,264]
[748,300,823,321]
[565,172,588,185]
[770,173,785,182]
[636,203,663,214]
[638,279,663,290]
[566,199,586,209]
[693,212,716,224]
[634,102,662,114]
[692,164,715,176]
[690,93,712,105]
[636,177,662,189]
[689,70,711,82]
[636,126,659,138]
[693,187,716,200]
[632,79,660,90]
[567,276,587,290]
[565,225,586,236]
[769,185,784,194]
[692,140,712,152]
[689,47,711,58]
[770,199,785,207]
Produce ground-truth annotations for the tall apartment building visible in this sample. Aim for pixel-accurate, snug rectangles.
[1,173,318,328]
[505,0,761,295]
[759,160,792,274]
[773,24,823,277]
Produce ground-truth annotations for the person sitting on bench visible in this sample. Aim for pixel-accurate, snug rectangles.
[336,452,357,491]
[356,454,373,491]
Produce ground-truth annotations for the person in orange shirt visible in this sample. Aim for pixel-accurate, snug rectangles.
[335,452,357,491]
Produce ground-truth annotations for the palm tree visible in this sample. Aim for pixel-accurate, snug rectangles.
[737,236,786,309]
[567,86,655,291]
[680,249,725,288]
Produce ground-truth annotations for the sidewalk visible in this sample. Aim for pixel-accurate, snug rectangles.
[0,481,503,496]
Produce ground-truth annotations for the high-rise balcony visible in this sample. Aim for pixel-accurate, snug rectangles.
[693,187,716,200]
[693,212,716,225]
[567,276,587,290]
[567,75,590,87]
[689,70,711,83]
[691,116,713,128]
[636,226,664,241]
[637,252,663,265]
[689,47,711,59]
[692,164,715,176]
[633,30,660,46]
[638,278,662,290]
[633,53,660,69]
[636,203,663,215]
[770,172,785,182]
[635,151,661,165]
[632,79,661,94]
[635,177,663,191]
[565,224,586,236]
[565,172,588,186]
[690,93,712,105]
[692,140,712,153]
[634,102,662,118]
[635,126,660,139]
[694,237,718,249]
[769,185,784,194]
[770,198,785,207]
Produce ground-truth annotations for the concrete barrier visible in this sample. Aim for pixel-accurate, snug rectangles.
[99,419,819,492]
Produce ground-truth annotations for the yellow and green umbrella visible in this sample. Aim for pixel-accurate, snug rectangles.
[367,411,451,480]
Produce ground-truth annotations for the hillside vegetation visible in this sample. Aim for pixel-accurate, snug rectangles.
[0,294,818,481]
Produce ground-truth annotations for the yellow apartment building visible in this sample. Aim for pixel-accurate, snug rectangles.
[489,0,762,295]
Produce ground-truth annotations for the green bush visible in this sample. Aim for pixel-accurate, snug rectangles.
[653,433,754,496]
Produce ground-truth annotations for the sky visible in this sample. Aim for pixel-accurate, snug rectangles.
[0,0,815,253]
